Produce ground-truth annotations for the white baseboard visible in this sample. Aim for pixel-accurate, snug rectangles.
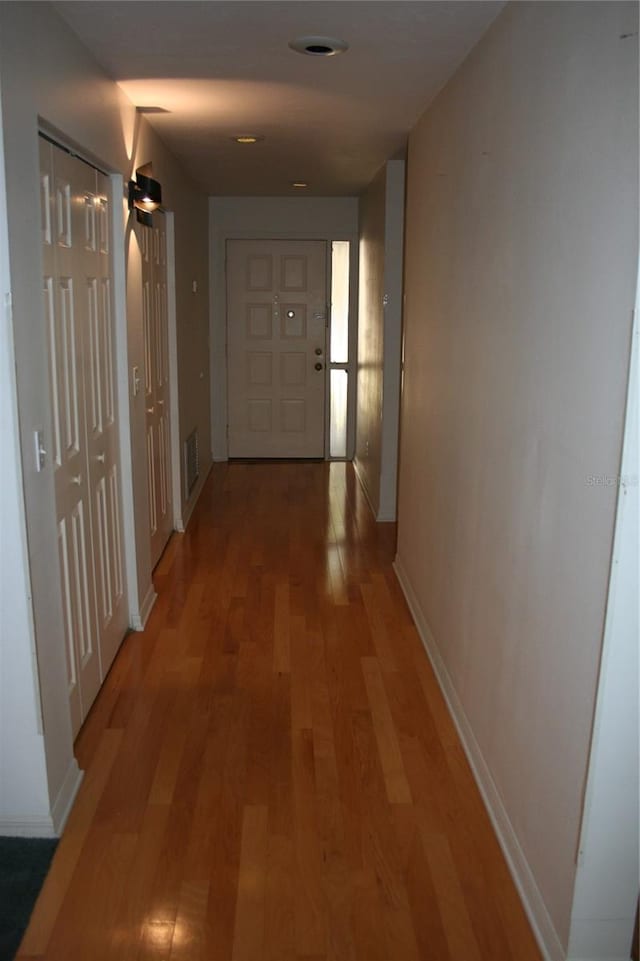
[0,759,83,838]
[393,553,566,961]
[178,461,213,533]
[51,758,83,835]
[353,458,378,520]
[0,815,55,837]
[353,459,397,522]
[568,917,634,961]
[131,581,157,632]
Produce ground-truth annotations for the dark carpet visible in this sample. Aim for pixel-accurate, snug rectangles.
[0,837,57,961]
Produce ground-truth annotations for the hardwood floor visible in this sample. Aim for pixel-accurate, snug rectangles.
[18,462,542,961]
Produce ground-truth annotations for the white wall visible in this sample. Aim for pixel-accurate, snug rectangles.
[0,78,52,836]
[356,166,386,512]
[209,196,358,460]
[380,159,405,521]
[567,294,639,961]
[355,159,405,520]
[395,2,638,957]
[0,2,211,832]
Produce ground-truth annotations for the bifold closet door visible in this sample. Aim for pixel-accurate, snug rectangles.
[39,137,127,737]
[85,166,127,674]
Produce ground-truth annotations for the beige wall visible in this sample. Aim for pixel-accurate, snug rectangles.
[0,2,210,828]
[396,0,638,952]
[356,159,405,520]
[356,165,386,514]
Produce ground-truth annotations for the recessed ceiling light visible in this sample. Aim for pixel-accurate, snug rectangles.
[291,182,309,188]
[289,35,349,57]
[232,135,264,144]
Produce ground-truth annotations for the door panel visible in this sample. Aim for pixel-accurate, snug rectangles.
[227,240,327,458]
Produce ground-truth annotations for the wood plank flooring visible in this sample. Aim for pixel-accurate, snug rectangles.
[18,462,542,961]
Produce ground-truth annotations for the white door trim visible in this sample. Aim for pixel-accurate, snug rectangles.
[165,211,182,532]
[567,290,639,960]
[110,173,141,625]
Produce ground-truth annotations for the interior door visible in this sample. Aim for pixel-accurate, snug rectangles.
[226,239,327,458]
[85,167,128,675]
[40,140,101,734]
[138,213,172,567]
[40,137,128,736]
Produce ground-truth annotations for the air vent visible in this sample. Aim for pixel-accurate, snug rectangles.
[184,428,199,498]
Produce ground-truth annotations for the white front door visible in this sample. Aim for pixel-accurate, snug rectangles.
[40,137,127,736]
[138,213,172,567]
[226,239,327,458]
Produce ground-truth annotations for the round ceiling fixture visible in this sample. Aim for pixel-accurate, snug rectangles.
[289,35,349,57]
[232,135,264,144]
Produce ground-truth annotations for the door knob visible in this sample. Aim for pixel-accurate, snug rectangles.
[71,474,82,486]
[315,362,323,371]
[96,452,106,464]
[314,347,323,356]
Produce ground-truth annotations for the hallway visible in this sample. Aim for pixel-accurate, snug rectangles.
[18,462,541,961]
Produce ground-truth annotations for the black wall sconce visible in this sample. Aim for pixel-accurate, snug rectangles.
[128,163,162,226]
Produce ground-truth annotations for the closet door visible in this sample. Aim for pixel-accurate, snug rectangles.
[40,140,100,735]
[40,137,127,736]
[84,169,127,676]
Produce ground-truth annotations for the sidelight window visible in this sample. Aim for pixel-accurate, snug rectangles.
[329,241,351,458]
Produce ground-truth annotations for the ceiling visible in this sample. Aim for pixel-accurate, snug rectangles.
[54,1,503,197]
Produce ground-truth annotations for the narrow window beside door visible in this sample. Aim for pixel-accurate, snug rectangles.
[329,240,350,458]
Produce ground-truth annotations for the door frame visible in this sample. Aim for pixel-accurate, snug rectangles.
[210,224,359,463]
[109,167,143,624]
[2,121,143,832]
[31,128,183,680]
[165,210,184,534]
[37,126,141,630]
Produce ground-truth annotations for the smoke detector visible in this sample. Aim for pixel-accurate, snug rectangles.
[289,35,349,57]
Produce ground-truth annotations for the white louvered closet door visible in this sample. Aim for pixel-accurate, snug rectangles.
[39,137,127,737]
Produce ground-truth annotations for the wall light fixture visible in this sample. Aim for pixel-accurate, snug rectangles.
[128,163,162,226]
